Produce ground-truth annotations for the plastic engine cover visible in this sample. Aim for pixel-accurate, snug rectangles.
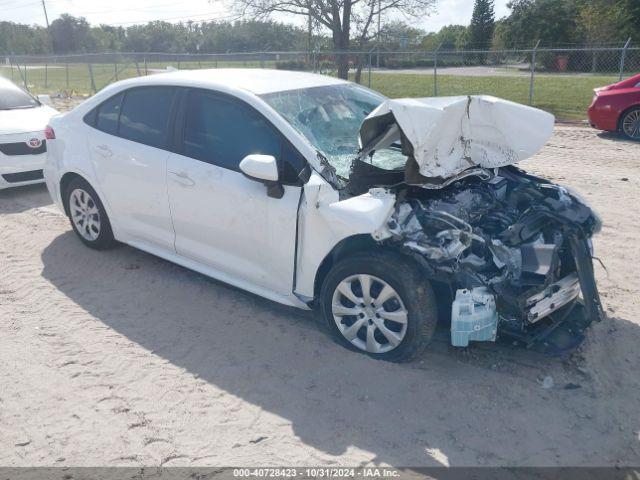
[451,287,498,347]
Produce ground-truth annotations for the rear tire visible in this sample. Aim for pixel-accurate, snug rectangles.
[619,107,640,141]
[64,177,116,250]
[320,251,438,363]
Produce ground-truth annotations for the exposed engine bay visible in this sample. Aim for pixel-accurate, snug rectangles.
[343,160,603,353]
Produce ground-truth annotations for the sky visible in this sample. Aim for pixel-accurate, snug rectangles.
[1,0,511,33]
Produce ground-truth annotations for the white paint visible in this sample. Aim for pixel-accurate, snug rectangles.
[239,154,279,182]
[360,95,555,180]
[46,70,392,309]
[293,173,396,299]
[0,78,58,189]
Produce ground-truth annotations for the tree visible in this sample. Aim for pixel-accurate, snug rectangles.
[501,0,578,48]
[577,0,639,44]
[50,14,95,54]
[0,22,51,55]
[421,24,467,50]
[468,0,495,60]
[220,0,437,79]
[379,20,424,49]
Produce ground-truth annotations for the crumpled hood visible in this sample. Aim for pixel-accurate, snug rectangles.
[359,95,555,184]
[0,105,58,136]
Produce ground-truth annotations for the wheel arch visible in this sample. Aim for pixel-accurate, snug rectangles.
[59,172,88,216]
[59,172,108,219]
[617,103,640,132]
[312,234,433,305]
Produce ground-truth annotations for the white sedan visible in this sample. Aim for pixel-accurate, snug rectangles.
[44,69,603,361]
[0,77,58,189]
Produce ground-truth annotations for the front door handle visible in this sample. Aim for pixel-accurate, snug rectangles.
[95,144,113,157]
[169,171,195,186]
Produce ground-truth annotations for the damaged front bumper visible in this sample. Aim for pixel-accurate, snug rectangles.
[526,272,581,323]
[371,166,603,352]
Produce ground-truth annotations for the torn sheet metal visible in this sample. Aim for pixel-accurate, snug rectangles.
[359,95,555,181]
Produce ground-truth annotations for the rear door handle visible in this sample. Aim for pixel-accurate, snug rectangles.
[169,171,195,186]
[94,144,113,157]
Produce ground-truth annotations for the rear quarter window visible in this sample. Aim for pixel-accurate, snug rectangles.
[94,92,123,135]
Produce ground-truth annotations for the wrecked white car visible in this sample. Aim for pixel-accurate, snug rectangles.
[44,70,602,362]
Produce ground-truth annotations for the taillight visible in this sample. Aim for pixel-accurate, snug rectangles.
[44,125,56,140]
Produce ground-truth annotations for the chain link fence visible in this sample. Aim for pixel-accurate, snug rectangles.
[2,43,638,119]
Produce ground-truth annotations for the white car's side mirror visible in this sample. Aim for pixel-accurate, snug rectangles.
[37,94,51,105]
[239,154,279,182]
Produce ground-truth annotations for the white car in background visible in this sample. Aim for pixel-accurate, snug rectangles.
[44,69,603,362]
[0,77,58,189]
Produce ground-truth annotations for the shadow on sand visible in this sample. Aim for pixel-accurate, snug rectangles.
[38,230,639,466]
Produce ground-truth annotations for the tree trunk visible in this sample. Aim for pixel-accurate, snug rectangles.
[337,53,350,79]
[333,30,350,79]
[332,7,351,80]
[354,54,364,84]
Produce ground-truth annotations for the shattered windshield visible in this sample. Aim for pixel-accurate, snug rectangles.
[261,84,406,178]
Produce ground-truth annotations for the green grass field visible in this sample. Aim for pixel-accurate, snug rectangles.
[362,72,617,120]
[0,61,618,121]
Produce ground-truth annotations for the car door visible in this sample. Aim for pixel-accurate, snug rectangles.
[86,86,177,250]
[166,89,306,296]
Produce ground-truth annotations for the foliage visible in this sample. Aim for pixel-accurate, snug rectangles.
[0,21,51,55]
[379,20,425,48]
[420,25,467,50]
[468,0,495,50]
[0,16,308,56]
[221,0,436,78]
[497,0,638,48]
[500,0,578,48]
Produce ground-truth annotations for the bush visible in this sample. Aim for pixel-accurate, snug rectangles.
[275,60,310,71]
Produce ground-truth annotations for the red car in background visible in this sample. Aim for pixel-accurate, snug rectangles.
[588,73,640,140]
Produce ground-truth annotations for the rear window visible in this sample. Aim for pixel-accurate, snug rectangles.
[0,85,39,110]
[119,87,176,149]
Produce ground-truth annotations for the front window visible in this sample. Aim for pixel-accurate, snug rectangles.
[261,84,405,178]
[0,84,40,110]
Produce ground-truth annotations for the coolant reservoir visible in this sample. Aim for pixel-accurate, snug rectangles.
[451,287,498,347]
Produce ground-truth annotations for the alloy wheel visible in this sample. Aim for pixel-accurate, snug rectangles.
[69,188,101,241]
[331,274,408,354]
[622,109,640,139]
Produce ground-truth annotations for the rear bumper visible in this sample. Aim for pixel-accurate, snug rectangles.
[588,102,618,132]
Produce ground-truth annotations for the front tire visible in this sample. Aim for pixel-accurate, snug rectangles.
[620,107,640,140]
[320,251,438,363]
[64,177,116,250]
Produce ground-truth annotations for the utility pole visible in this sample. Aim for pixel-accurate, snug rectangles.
[42,0,52,53]
[376,0,381,68]
[41,0,50,29]
[307,1,312,62]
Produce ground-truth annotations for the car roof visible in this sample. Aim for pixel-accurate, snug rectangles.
[115,68,349,95]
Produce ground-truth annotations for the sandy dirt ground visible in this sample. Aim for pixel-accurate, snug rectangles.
[1,123,639,468]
